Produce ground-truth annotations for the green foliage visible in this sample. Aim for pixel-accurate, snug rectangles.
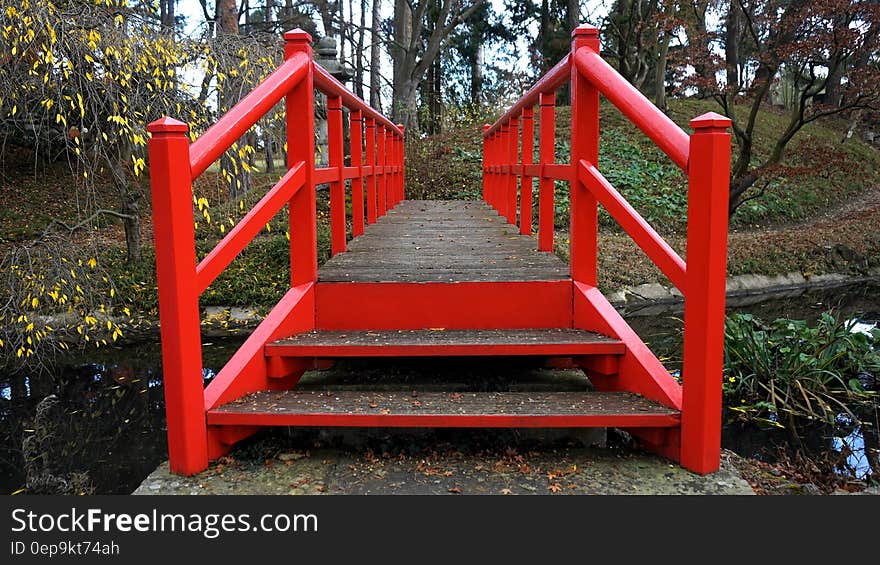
[103,221,332,315]
[723,312,879,430]
[598,129,688,227]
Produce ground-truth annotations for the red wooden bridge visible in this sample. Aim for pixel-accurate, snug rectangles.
[147,25,731,477]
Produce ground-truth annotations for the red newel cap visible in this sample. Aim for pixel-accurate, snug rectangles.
[147,117,188,133]
[482,124,490,131]
[284,29,312,43]
[690,112,732,129]
[572,24,599,37]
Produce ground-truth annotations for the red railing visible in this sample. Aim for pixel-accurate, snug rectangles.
[483,24,732,473]
[147,29,403,474]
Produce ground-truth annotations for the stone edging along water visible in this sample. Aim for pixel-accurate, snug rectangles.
[196,268,880,324]
[112,268,880,341]
[611,267,880,317]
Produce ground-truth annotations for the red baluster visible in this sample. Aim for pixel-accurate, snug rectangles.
[350,110,365,237]
[538,92,555,252]
[377,126,387,216]
[365,117,377,224]
[520,108,534,235]
[482,124,490,204]
[327,95,345,255]
[397,124,406,204]
[507,116,520,225]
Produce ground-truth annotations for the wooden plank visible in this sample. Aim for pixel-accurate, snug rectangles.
[208,390,681,428]
[320,199,568,283]
[266,328,624,357]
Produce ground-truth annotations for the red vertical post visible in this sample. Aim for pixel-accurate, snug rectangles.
[569,24,600,284]
[327,95,345,255]
[680,112,732,474]
[147,118,208,476]
[496,130,502,212]
[507,116,520,225]
[389,127,398,208]
[364,117,377,224]
[499,122,509,219]
[285,30,317,285]
[487,131,496,210]
[520,108,534,235]
[377,126,387,216]
[350,110,365,237]
[538,91,556,252]
[482,124,490,204]
[397,124,406,204]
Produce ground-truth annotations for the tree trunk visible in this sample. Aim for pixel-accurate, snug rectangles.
[160,0,175,30]
[339,0,346,62]
[106,141,140,264]
[470,44,483,106]
[654,28,669,112]
[539,0,550,73]
[688,0,710,95]
[217,0,237,33]
[356,0,366,99]
[725,1,740,93]
[391,0,413,122]
[567,0,578,35]
[265,0,276,31]
[264,128,275,173]
[370,0,382,111]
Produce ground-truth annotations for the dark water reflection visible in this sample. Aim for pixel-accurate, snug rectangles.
[0,340,243,494]
[1,283,877,494]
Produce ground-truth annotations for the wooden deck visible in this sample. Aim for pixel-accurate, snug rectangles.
[318,200,569,282]
[208,390,681,428]
[267,329,624,357]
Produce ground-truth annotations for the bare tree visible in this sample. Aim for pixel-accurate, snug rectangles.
[390,0,485,131]
[370,0,382,110]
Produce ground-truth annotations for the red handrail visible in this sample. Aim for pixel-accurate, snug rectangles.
[189,52,311,179]
[484,54,571,137]
[577,160,686,290]
[314,64,403,136]
[195,161,307,293]
[573,49,689,170]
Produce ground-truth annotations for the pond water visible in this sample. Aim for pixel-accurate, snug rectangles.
[1,282,877,494]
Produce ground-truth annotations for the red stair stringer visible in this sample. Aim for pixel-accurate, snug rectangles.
[203,282,315,458]
[572,282,683,461]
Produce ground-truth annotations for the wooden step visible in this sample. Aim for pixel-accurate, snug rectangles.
[266,329,625,358]
[207,390,680,428]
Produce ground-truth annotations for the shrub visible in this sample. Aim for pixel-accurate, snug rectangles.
[723,312,879,430]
